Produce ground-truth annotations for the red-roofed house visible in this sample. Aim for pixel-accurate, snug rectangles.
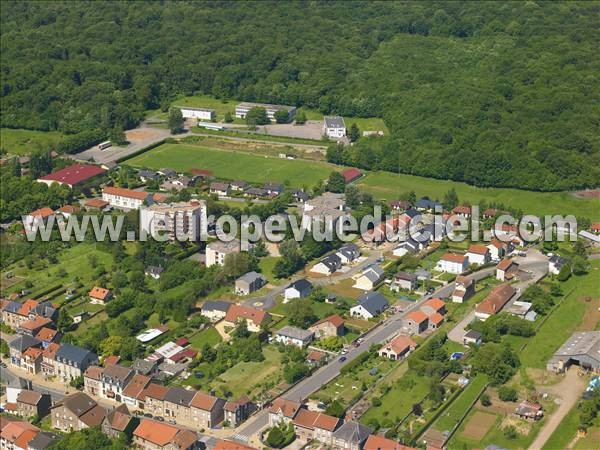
[476,284,516,321]
[223,305,271,333]
[379,335,417,360]
[84,198,110,210]
[436,253,468,274]
[89,287,112,305]
[190,391,225,429]
[452,276,475,303]
[487,238,513,261]
[57,205,80,218]
[37,164,106,188]
[268,398,301,425]
[133,419,198,450]
[17,316,53,337]
[420,298,446,316]
[427,312,444,330]
[465,245,491,266]
[341,168,362,183]
[102,187,152,210]
[452,205,471,217]
[22,347,43,374]
[213,440,257,450]
[402,310,429,335]
[24,208,55,232]
[496,258,519,281]
[292,408,341,444]
[364,435,415,450]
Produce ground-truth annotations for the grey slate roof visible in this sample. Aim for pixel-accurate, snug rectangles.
[55,343,96,365]
[202,300,232,313]
[338,243,360,260]
[319,254,342,271]
[245,187,269,197]
[324,116,346,129]
[145,265,164,276]
[27,432,59,450]
[264,182,284,193]
[32,301,57,319]
[3,301,21,314]
[464,329,482,340]
[289,279,312,292]
[236,271,266,285]
[164,386,195,406]
[357,291,389,316]
[361,264,384,283]
[276,326,314,341]
[139,169,160,180]
[332,420,372,444]
[395,271,418,282]
[415,198,441,210]
[9,335,41,351]
[132,358,158,375]
[550,254,567,268]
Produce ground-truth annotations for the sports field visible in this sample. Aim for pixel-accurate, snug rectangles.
[125,143,334,187]
[358,171,600,220]
[1,128,65,155]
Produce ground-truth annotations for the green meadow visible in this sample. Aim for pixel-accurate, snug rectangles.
[1,128,65,155]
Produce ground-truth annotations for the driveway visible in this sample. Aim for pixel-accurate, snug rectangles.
[528,367,587,450]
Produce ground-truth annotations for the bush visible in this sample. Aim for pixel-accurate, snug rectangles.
[480,393,492,406]
[504,425,518,439]
[498,386,518,402]
[371,398,382,407]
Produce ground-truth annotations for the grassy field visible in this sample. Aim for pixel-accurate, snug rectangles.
[519,260,600,369]
[0,128,65,155]
[191,126,328,146]
[189,327,222,350]
[433,374,488,432]
[359,171,600,220]
[125,142,334,187]
[258,256,281,284]
[269,297,340,330]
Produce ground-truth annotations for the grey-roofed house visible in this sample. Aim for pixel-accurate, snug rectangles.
[54,344,98,382]
[310,253,342,275]
[245,187,269,198]
[292,189,309,203]
[463,329,482,346]
[235,271,267,296]
[391,271,418,292]
[9,335,42,367]
[101,364,134,402]
[547,331,600,373]
[392,238,422,257]
[230,180,248,191]
[332,420,372,450]
[264,182,284,195]
[302,192,346,232]
[200,300,232,322]
[158,168,177,179]
[209,182,230,196]
[350,292,389,319]
[549,254,568,275]
[415,198,442,211]
[284,279,313,302]
[51,392,106,431]
[31,301,58,321]
[139,170,160,182]
[163,387,195,424]
[131,358,159,376]
[144,265,164,279]
[28,431,59,450]
[323,116,346,139]
[274,326,314,348]
[352,264,384,291]
[336,243,360,264]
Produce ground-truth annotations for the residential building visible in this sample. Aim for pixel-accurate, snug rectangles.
[235,102,296,121]
[332,420,372,450]
[515,401,543,421]
[310,254,342,275]
[27,431,59,450]
[244,187,268,198]
[139,201,207,241]
[40,343,60,377]
[475,284,516,321]
[364,435,415,450]
[487,238,512,261]
[549,255,567,275]
[54,344,98,382]
[200,300,232,322]
[0,420,41,450]
[230,180,248,191]
[401,311,429,335]
[34,327,61,348]
[284,279,313,302]
[302,192,346,232]
[163,387,195,425]
[145,266,164,279]
[24,208,55,232]
[427,312,444,330]
[84,198,110,210]
[223,396,254,428]
[336,243,360,265]
[83,366,104,397]
[209,182,230,196]
[452,276,475,303]
[465,245,491,266]
[274,326,314,348]
[379,336,417,360]
[158,168,177,179]
[505,300,536,322]
[390,200,411,212]
[415,198,441,212]
[392,238,421,257]
[102,404,136,439]
[121,374,152,409]
[463,330,482,346]
[341,168,362,183]
[177,106,216,120]
[391,271,418,292]
[132,359,160,377]
[547,331,600,373]
[267,398,301,425]
[436,253,469,274]
[8,335,42,369]
[143,383,169,417]
[451,205,471,218]
[15,390,51,419]
[89,286,112,305]
[21,347,43,374]
[190,392,225,429]
[16,316,52,338]
[420,298,446,316]
[323,116,346,139]
[102,186,153,210]
[352,264,384,291]
[223,305,270,332]
[101,364,134,402]
[139,170,160,182]
[292,408,341,445]
[235,271,267,295]
[213,440,256,450]
[37,164,106,188]
[51,392,106,432]
[350,292,389,319]
[206,239,241,267]
[496,259,519,281]
[308,314,345,338]
[132,419,199,450]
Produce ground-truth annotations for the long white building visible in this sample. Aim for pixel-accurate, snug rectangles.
[176,106,216,121]
[102,187,153,211]
[139,200,207,241]
[235,102,296,121]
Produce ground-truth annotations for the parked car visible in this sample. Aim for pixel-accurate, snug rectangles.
[338,356,347,363]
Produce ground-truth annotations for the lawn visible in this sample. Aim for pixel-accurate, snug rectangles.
[188,327,222,350]
[519,261,600,369]
[124,142,334,188]
[296,106,388,134]
[432,374,488,432]
[268,297,340,330]
[170,94,244,123]
[359,171,600,220]
[258,256,281,284]
[0,128,65,155]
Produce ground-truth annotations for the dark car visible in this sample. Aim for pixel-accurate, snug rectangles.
[339,356,347,363]
[143,413,152,418]
[353,342,360,348]
[427,288,435,295]
[155,416,164,421]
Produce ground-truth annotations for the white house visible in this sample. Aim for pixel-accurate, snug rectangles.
[352,264,384,291]
[24,207,55,232]
[274,326,314,348]
[465,245,491,266]
[336,243,360,265]
[487,238,513,262]
[392,238,421,257]
[301,192,346,232]
[436,253,469,274]
[391,271,418,292]
[350,292,389,319]
[102,187,152,211]
[205,239,242,267]
[323,116,346,139]
[284,279,313,302]
[200,301,231,322]
[177,106,216,121]
[139,200,206,241]
[549,255,567,275]
[310,254,342,275]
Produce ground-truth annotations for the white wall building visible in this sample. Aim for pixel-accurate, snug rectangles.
[274,326,314,348]
[436,253,469,274]
[176,106,215,121]
[102,187,152,211]
[323,116,346,139]
[206,239,242,267]
[139,200,206,241]
[235,102,296,121]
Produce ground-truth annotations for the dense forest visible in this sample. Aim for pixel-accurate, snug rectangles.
[1,1,598,190]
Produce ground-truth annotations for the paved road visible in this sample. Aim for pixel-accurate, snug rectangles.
[528,367,586,450]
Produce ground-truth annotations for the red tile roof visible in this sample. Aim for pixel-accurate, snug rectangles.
[225,305,269,327]
[19,316,52,331]
[144,383,169,401]
[14,429,38,449]
[134,419,178,446]
[84,198,109,208]
[428,312,444,325]
[382,335,417,355]
[213,440,257,450]
[84,366,104,381]
[591,223,600,232]
[38,164,106,186]
[190,392,219,411]
[35,327,59,342]
[467,244,489,255]
[42,342,60,359]
[104,355,120,366]
[455,275,473,287]
[122,374,151,399]
[441,253,467,264]
[28,207,54,218]
[406,310,428,324]
[452,205,471,215]
[476,284,516,315]
[307,350,327,362]
[311,314,344,328]
[364,434,415,450]
[89,286,111,300]
[18,299,39,316]
[497,258,517,271]
[58,205,80,214]
[190,168,213,176]
[292,408,340,431]
[268,398,301,418]
[423,298,445,313]
[103,186,149,200]
[341,167,362,183]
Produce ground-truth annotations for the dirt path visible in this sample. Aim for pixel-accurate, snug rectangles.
[528,367,587,450]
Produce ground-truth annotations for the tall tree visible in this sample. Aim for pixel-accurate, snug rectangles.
[348,123,360,142]
[168,108,184,134]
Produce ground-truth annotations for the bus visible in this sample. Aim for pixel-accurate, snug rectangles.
[98,141,112,150]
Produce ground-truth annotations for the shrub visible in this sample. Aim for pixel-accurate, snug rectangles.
[498,386,518,402]
[480,393,492,406]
